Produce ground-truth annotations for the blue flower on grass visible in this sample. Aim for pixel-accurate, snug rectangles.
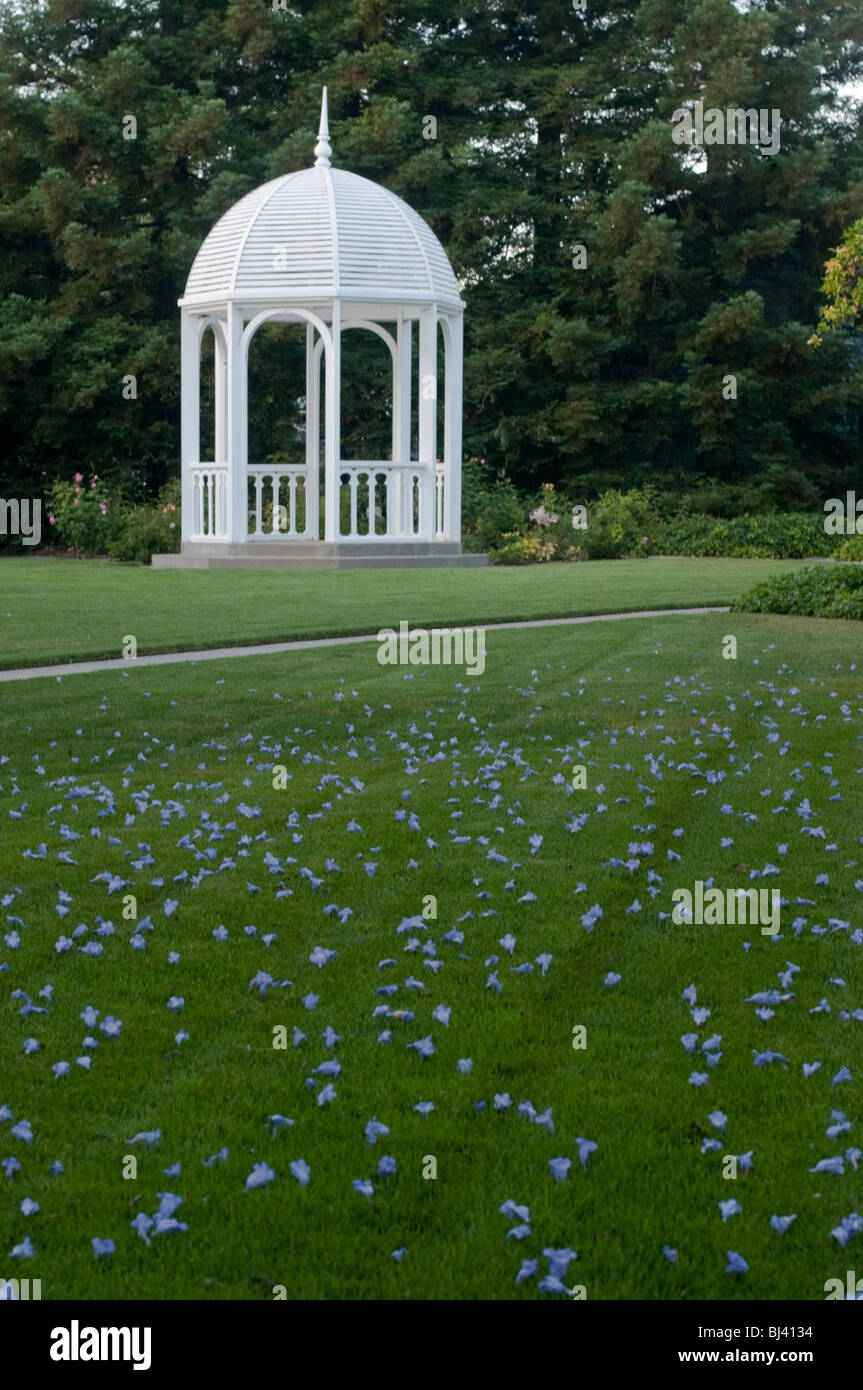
[499,1199,530,1222]
[574,1137,597,1169]
[127,1130,161,1146]
[544,1247,577,1279]
[290,1159,310,1187]
[770,1214,796,1234]
[245,1162,275,1191]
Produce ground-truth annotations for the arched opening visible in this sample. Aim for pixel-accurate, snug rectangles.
[190,319,227,540]
[199,325,216,466]
[338,323,397,539]
[246,318,310,538]
[340,325,393,461]
[437,320,447,538]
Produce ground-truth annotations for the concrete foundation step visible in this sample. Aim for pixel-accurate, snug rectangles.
[152,542,488,571]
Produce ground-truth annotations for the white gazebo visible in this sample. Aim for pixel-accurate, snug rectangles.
[153,90,486,570]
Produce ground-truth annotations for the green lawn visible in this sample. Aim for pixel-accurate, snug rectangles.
[1,611,861,1299]
[0,555,812,668]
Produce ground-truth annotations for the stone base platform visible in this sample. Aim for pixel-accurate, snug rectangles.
[151,541,488,571]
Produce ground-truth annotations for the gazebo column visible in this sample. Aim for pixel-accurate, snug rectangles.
[418,304,437,541]
[214,322,227,465]
[392,317,412,537]
[323,300,341,543]
[180,310,199,543]
[443,313,463,543]
[226,302,247,544]
[306,323,320,539]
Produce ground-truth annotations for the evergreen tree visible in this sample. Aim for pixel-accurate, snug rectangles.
[1,0,861,508]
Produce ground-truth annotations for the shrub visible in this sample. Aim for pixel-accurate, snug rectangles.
[460,455,495,528]
[834,533,863,561]
[493,531,556,564]
[581,487,662,559]
[107,487,181,563]
[528,483,585,561]
[47,473,120,556]
[465,482,527,553]
[733,564,863,620]
[663,512,839,559]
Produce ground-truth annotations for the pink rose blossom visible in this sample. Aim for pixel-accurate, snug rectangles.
[99,503,107,515]
[74,472,83,483]
[48,515,55,525]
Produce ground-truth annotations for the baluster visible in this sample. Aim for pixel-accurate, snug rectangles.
[254,475,263,536]
[289,475,297,536]
[368,472,377,536]
[299,475,308,536]
[349,473,358,538]
[207,471,214,536]
[270,475,279,534]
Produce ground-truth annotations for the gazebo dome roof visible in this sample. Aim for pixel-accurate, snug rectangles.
[183,163,462,309]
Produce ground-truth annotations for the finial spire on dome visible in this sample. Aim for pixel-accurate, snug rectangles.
[314,86,332,168]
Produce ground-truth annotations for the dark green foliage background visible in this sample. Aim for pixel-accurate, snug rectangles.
[1,0,862,504]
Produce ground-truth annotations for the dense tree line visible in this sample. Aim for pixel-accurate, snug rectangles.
[1,0,862,509]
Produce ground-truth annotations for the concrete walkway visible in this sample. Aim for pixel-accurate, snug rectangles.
[0,606,730,683]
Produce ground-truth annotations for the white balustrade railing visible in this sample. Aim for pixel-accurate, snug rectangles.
[248,465,312,538]
[191,464,228,539]
[190,462,445,543]
[338,461,441,540]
